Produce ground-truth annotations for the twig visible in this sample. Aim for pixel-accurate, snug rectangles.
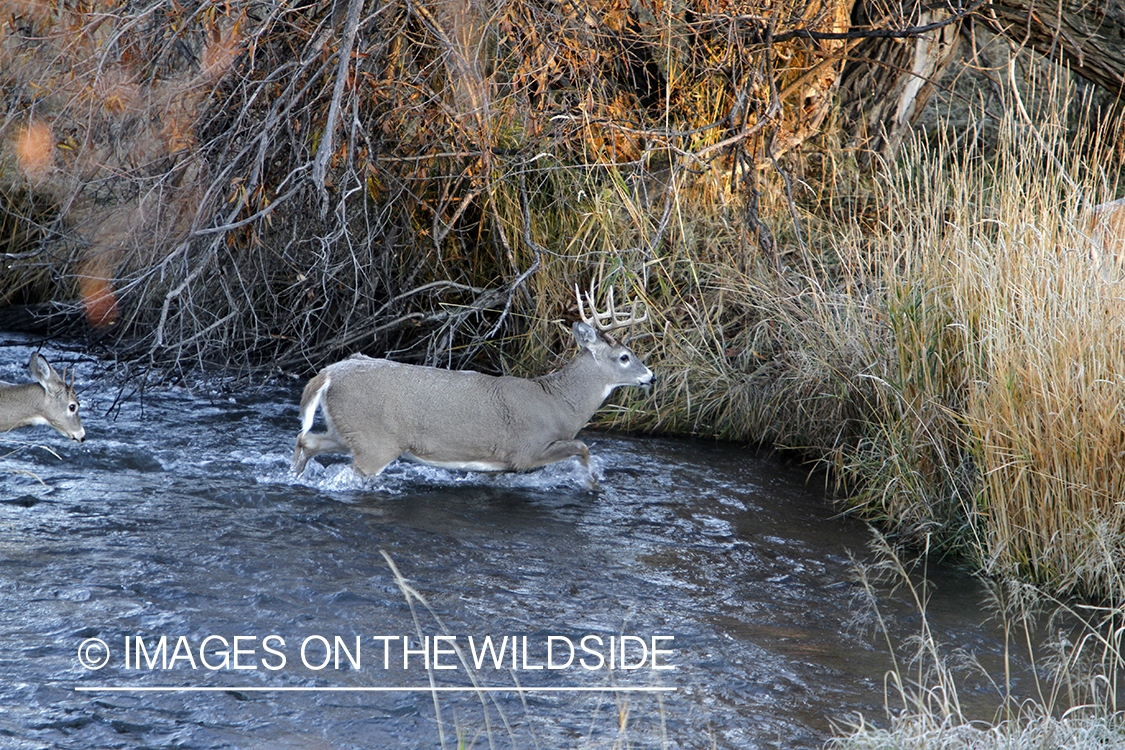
[312,0,365,217]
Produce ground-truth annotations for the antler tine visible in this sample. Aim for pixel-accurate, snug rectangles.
[574,283,648,333]
[575,283,612,330]
[606,285,648,329]
[575,284,610,331]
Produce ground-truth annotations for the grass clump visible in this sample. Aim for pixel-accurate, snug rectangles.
[856,101,1125,597]
[831,536,1125,750]
[834,713,1125,750]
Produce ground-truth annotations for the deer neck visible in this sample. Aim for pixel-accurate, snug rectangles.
[0,383,44,427]
[535,352,613,423]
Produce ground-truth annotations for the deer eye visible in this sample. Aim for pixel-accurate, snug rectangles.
[69,403,77,413]
[619,353,630,365]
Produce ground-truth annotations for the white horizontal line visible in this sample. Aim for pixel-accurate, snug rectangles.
[76,686,676,693]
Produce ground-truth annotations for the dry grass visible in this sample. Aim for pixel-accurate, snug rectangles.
[830,536,1125,750]
[860,91,1125,597]
[582,73,1125,601]
[834,713,1125,750]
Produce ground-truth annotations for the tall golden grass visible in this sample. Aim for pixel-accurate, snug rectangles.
[867,98,1125,598]
[581,79,1125,600]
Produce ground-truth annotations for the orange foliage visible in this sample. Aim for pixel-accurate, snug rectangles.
[13,119,55,184]
[0,0,52,27]
[77,273,120,328]
[201,24,243,82]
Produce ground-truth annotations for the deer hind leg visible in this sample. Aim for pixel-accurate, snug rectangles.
[293,429,349,474]
[293,371,348,475]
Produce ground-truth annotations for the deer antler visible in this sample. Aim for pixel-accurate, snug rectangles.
[574,283,648,334]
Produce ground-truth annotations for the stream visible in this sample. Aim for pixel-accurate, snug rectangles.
[0,337,1045,749]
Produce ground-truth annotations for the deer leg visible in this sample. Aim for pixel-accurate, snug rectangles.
[531,439,599,491]
[526,439,589,467]
[350,442,404,478]
[293,430,349,475]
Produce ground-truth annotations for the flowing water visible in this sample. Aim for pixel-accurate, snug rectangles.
[0,338,1045,749]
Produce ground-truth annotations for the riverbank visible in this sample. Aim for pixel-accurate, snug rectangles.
[526,92,1125,746]
[567,101,1125,606]
[830,537,1125,750]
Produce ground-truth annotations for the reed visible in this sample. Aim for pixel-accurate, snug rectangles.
[583,75,1125,601]
[858,92,1125,597]
[831,535,1125,750]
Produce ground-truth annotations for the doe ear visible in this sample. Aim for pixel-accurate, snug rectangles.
[29,354,62,394]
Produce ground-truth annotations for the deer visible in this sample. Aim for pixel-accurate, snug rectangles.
[292,286,653,486]
[0,354,86,443]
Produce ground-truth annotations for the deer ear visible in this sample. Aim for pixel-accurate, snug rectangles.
[29,354,63,395]
[29,354,49,386]
[572,321,600,349]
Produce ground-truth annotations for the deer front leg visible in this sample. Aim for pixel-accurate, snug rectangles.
[533,439,599,491]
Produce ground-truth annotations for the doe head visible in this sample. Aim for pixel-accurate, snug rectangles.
[29,354,85,443]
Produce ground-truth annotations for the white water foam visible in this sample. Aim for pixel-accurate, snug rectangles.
[257,452,602,494]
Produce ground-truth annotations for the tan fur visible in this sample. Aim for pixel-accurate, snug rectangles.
[292,323,652,485]
[0,354,85,442]
[1084,197,1125,281]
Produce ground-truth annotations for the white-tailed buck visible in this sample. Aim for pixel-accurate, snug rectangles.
[293,286,653,484]
[0,354,85,442]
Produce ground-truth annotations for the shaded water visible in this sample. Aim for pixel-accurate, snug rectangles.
[1,338,1041,749]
